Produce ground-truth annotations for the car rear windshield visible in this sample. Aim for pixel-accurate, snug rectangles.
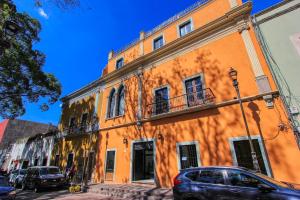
[40,168,60,175]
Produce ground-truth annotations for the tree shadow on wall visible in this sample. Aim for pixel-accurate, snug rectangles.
[52,96,102,184]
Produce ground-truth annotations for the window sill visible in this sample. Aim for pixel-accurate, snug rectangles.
[105,114,125,121]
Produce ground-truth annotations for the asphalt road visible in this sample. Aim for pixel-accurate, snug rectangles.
[15,189,121,200]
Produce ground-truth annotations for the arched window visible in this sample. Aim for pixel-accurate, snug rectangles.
[116,85,125,116]
[107,89,116,118]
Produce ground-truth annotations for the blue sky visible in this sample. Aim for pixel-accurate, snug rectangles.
[7,0,282,125]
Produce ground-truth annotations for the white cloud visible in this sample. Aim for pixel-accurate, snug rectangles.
[38,8,49,19]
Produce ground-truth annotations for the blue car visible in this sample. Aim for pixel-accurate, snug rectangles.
[173,166,300,200]
[0,176,16,200]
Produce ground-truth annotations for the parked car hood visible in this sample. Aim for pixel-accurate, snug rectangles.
[40,174,64,179]
[0,186,14,194]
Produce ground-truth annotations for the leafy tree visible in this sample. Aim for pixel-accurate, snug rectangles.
[35,0,80,9]
[0,0,61,119]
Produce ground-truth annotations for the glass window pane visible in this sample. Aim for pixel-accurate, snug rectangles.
[116,58,124,69]
[196,170,225,184]
[185,76,203,106]
[180,21,191,37]
[154,36,163,50]
[227,170,263,188]
[155,87,169,114]
[106,151,115,172]
[108,89,116,118]
[233,139,267,175]
[117,86,125,116]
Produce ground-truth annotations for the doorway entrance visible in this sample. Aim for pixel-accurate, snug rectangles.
[132,141,154,181]
[87,152,95,181]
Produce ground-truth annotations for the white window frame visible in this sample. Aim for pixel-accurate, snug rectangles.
[176,141,201,170]
[177,18,194,38]
[152,34,165,51]
[116,57,124,69]
[229,135,272,177]
[104,149,117,181]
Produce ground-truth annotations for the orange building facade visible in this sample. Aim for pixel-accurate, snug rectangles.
[57,0,300,188]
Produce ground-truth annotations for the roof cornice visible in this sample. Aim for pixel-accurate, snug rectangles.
[99,2,252,84]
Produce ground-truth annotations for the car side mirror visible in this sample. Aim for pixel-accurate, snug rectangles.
[258,184,275,192]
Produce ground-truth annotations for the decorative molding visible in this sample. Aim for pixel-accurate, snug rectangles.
[240,27,264,77]
[100,2,253,85]
[68,86,101,105]
[229,0,238,8]
[237,21,250,33]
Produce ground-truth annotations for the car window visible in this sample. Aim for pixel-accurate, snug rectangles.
[40,168,60,175]
[227,170,263,188]
[185,171,199,181]
[196,170,225,184]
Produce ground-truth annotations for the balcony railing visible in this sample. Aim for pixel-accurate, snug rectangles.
[145,88,215,118]
[62,122,99,136]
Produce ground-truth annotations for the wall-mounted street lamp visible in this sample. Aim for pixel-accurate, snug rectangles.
[228,67,261,173]
[123,137,128,145]
[157,133,164,141]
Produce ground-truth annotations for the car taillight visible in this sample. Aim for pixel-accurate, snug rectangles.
[173,174,182,186]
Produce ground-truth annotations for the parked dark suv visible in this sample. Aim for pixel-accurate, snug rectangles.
[21,166,66,192]
[173,166,300,200]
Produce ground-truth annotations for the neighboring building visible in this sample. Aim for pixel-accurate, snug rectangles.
[6,137,29,171]
[52,80,102,183]
[252,0,300,145]
[59,0,300,188]
[0,119,54,171]
[20,126,57,169]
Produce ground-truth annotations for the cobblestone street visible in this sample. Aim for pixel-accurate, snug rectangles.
[16,189,121,200]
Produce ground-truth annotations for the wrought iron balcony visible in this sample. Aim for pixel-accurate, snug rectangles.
[62,122,99,136]
[145,88,215,118]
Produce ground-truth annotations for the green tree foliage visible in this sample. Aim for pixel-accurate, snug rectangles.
[35,0,80,9]
[0,0,61,119]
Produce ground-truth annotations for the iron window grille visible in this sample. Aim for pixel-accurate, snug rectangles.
[179,144,198,169]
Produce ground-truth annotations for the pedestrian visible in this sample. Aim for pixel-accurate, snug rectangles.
[67,165,76,182]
